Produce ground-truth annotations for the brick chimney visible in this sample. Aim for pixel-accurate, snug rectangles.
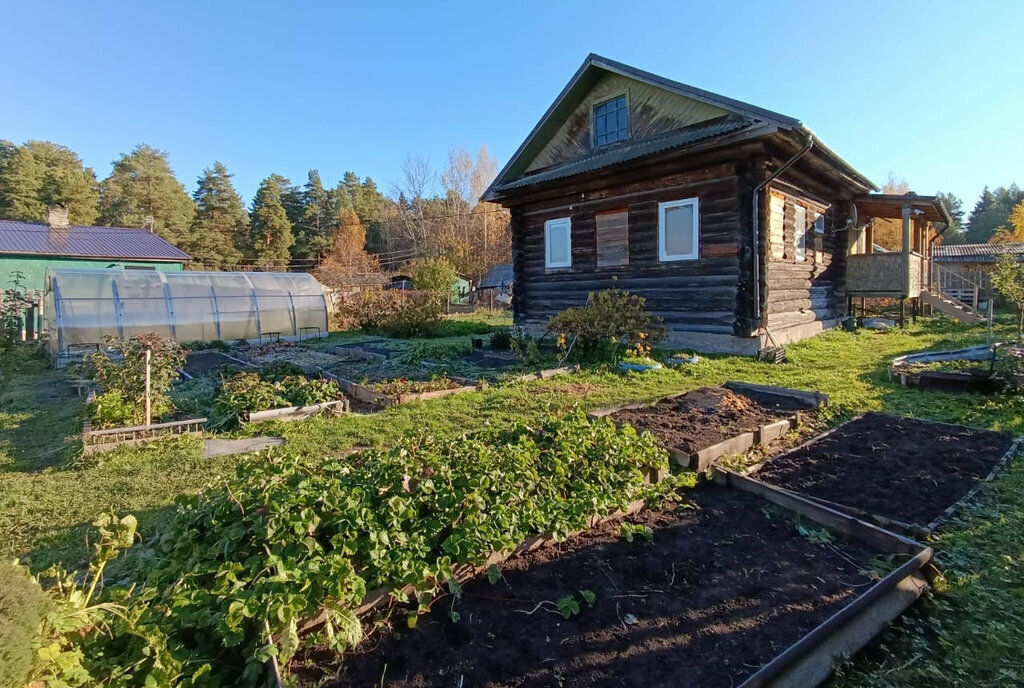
[47,205,69,230]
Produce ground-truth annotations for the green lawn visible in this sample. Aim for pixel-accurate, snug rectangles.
[2,314,1023,685]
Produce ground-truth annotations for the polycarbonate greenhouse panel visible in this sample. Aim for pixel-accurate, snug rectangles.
[43,269,329,355]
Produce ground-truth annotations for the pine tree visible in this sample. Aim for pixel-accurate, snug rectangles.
[935,191,966,243]
[293,170,331,261]
[98,144,195,245]
[0,140,100,224]
[248,175,294,269]
[185,162,248,268]
[965,186,1024,243]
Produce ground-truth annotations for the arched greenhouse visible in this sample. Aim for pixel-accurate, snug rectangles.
[43,269,329,356]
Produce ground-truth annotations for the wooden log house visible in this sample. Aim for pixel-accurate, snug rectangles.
[482,54,882,354]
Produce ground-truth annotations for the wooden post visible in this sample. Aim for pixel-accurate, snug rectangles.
[900,298,906,329]
[144,348,152,427]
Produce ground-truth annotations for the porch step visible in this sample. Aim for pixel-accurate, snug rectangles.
[919,289,986,324]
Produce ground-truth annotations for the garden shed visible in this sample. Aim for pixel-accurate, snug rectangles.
[43,268,328,356]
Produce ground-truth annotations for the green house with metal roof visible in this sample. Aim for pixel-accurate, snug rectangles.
[0,206,189,291]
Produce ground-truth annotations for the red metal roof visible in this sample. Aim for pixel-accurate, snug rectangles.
[0,220,190,262]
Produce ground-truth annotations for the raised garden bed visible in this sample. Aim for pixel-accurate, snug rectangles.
[305,482,931,688]
[747,412,1018,533]
[589,382,826,470]
[181,350,253,378]
[329,373,480,408]
[889,344,997,393]
[245,399,348,423]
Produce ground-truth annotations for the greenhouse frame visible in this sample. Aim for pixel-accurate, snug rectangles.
[43,269,329,356]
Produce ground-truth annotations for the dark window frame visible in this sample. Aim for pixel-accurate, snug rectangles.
[592,94,630,147]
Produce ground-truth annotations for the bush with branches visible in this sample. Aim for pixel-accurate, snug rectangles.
[335,289,443,338]
[409,257,458,305]
[88,334,186,427]
[547,288,664,363]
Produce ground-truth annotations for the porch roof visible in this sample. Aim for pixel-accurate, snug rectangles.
[853,194,952,225]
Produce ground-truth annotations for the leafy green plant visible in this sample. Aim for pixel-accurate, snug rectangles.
[366,374,461,397]
[87,390,138,429]
[40,413,671,686]
[208,370,343,428]
[257,360,305,382]
[548,288,665,363]
[619,522,654,542]
[29,513,142,688]
[180,339,230,352]
[398,339,473,364]
[1,558,52,688]
[88,334,186,426]
[993,348,1024,394]
[556,594,581,619]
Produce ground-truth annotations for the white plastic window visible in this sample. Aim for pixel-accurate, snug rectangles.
[658,198,699,262]
[545,217,572,268]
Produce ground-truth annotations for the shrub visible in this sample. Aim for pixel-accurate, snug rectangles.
[409,257,458,305]
[548,288,664,363]
[335,289,443,338]
[0,559,51,688]
[89,334,186,426]
[257,360,305,382]
[993,348,1024,394]
[490,327,512,350]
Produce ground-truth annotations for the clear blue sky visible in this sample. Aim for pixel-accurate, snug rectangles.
[2,0,1020,214]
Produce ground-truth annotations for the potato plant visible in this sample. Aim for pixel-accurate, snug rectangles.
[38,413,675,687]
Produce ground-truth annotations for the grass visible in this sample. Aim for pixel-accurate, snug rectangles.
[2,313,1024,684]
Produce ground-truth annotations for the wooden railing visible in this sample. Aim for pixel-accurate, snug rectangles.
[929,263,989,310]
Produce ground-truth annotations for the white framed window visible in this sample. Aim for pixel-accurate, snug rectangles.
[813,211,825,234]
[794,204,807,262]
[544,217,572,268]
[658,198,699,262]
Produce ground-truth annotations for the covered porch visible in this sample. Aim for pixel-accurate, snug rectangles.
[846,194,952,299]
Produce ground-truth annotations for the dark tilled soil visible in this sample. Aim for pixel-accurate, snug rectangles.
[307,485,877,688]
[610,387,800,455]
[182,351,243,377]
[754,412,1012,525]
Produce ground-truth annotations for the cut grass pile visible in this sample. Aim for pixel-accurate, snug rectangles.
[2,314,1024,684]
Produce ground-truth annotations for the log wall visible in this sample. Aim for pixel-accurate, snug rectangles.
[762,179,848,331]
[510,159,746,336]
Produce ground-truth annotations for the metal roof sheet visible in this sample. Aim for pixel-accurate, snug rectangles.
[933,242,1024,262]
[490,116,756,193]
[479,263,513,288]
[0,220,190,261]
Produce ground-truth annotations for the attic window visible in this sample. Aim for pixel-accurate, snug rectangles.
[594,95,629,146]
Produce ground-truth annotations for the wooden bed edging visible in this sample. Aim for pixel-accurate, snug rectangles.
[714,467,934,688]
[723,381,829,409]
[296,464,666,637]
[587,384,813,471]
[245,399,349,424]
[328,374,480,408]
[81,417,208,455]
[745,415,1022,536]
[505,364,581,383]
